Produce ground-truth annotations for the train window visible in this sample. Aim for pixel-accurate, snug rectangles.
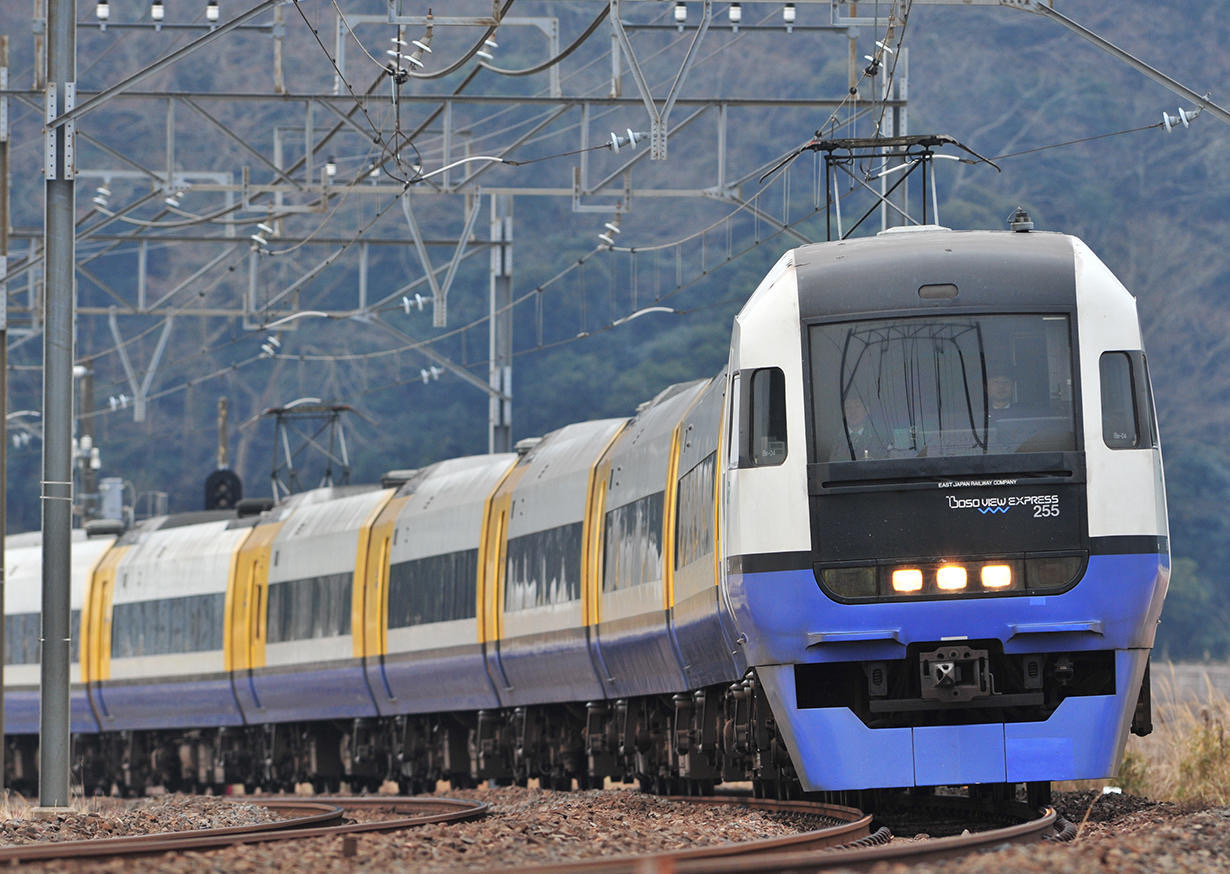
[675,453,716,571]
[1099,353,1138,448]
[110,594,225,657]
[266,573,352,643]
[603,492,665,592]
[505,522,583,610]
[5,613,41,665]
[388,549,478,627]
[5,605,81,665]
[1100,351,1156,450]
[741,367,787,467]
[727,373,741,469]
[810,314,1076,462]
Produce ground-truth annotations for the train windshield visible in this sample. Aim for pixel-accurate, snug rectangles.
[810,314,1076,462]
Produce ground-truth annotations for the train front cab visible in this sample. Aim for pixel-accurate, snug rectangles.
[723,229,1169,792]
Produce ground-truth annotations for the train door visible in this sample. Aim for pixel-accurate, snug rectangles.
[479,495,513,698]
[227,523,279,717]
[360,497,406,714]
[719,371,748,672]
[582,457,615,688]
[83,545,129,729]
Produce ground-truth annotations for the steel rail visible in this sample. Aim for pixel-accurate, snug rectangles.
[485,796,873,873]
[675,801,1059,874]
[0,796,488,863]
[465,795,1057,874]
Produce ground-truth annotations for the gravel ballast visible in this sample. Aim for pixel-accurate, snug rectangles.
[0,787,1225,873]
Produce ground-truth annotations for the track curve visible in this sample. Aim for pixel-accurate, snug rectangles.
[0,795,487,864]
[453,796,1058,874]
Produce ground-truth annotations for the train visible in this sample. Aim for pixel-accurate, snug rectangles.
[3,223,1169,803]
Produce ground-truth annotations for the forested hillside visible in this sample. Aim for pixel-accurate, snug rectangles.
[0,1,1226,658]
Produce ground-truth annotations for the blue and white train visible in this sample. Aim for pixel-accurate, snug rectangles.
[3,224,1168,801]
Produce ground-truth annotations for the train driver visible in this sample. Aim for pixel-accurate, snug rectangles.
[841,396,886,460]
[987,368,1016,414]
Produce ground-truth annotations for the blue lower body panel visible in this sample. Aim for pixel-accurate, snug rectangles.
[760,646,1146,790]
[596,612,686,698]
[914,723,1007,785]
[247,660,376,724]
[94,675,243,731]
[495,627,605,707]
[373,644,498,716]
[1005,649,1144,782]
[4,687,97,735]
[671,588,740,690]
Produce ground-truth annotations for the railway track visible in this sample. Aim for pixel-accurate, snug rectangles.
[0,790,1070,869]
[0,796,488,864]
[456,794,1067,874]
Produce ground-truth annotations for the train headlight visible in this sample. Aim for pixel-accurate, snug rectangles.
[980,564,1013,589]
[936,565,968,591]
[891,568,923,593]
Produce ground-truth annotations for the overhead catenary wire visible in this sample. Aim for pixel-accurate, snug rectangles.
[70,100,1186,415]
[872,0,914,139]
[979,120,1169,162]
[49,0,1171,431]
[289,0,421,183]
[87,165,828,419]
[478,6,610,76]
[62,39,824,415]
[403,0,517,81]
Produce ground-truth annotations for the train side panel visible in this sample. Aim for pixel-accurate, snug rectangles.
[4,531,114,735]
[492,419,626,707]
[594,382,708,698]
[96,515,248,730]
[248,487,391,722]
[668,372,742,688]
[366,454,516,715]
[1072,237,1170,644]
[228,515,282,719]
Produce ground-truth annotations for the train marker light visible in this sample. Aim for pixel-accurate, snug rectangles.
[936,565,968,591]
[891,568,923,593]
[981,564,1013,589]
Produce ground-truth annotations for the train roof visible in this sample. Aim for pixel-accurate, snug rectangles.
[793,228,1078,320]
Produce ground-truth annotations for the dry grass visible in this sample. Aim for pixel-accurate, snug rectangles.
[0,791,113,821]
[1103,663,1230,805]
